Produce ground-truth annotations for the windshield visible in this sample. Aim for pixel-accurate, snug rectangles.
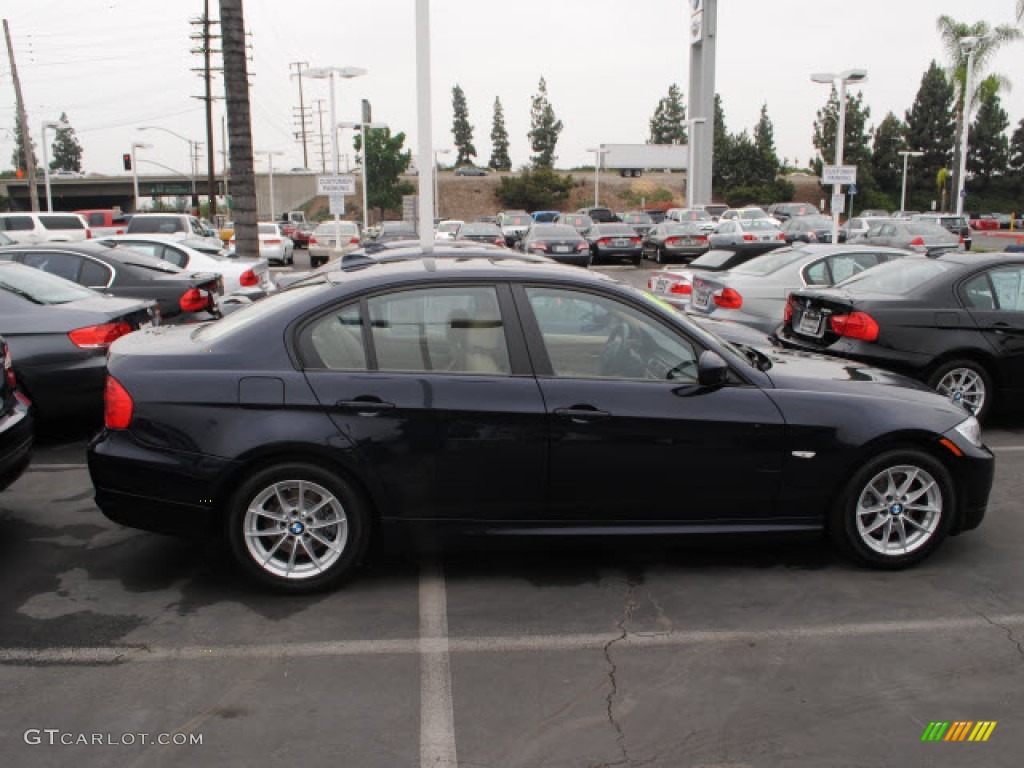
[835,259,955,294]
[739,209,767,220]
[0,262,96,304]
[732,248,804,276]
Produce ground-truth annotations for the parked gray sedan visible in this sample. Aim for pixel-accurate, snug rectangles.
[859,220,961,257]
[709,218,787,253]
[685,244,911,333]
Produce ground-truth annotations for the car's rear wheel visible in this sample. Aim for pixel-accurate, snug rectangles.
[830,449,954,569]
[227,462,370,592]
[926,359,993,420]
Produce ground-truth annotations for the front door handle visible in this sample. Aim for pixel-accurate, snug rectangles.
[553,406,610,423]
[335,397,396,415]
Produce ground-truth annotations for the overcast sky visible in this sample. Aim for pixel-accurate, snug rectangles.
[4,0,1024,180]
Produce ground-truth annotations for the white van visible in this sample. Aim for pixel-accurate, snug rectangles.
[0,212,91,244]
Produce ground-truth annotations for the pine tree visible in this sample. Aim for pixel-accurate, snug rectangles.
[711,93,731,192]
[528,77,563,169]
[904,61,956,206]
[967,85,1009,181]
[753,103,779,180]
[1009,118,1024,173]
[488,97,511,171]
[649,84,687,144]
[49,112,83,172]
[450,85,476,167]
[11,118,37,173]
[870,112,906,201]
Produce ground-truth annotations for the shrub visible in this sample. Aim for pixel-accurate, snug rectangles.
[496,167,575,210]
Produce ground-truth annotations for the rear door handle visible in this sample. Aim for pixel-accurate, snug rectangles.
[335,398,396,414]
[553,406,610,423]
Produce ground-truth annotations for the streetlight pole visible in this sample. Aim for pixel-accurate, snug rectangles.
[41,119,67,212]
[255,150,285,221]
[811,69,867,245]
[898,150,924,214]
[956,34,994,217]
[131,142,152,212]
[585,146,609,206]
[138,126,203,213]
[306,66,367,178]
[681,118,706,206]
[434,148,450,220]
[339,120,387,233]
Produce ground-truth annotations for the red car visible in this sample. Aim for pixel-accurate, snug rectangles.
[292,224,314,248]
[969,214,1000,231]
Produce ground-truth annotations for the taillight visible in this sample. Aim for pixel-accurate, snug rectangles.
[104,375,133,429]
[777,232,787,241]
[909,237,925,246]
[265,238,282,245]
[86,230,93,239]
[713,288,743,309]
[531,242,548,251]
[576,242,588,251]
[807,232,818,242]
[631,237,641,244]
[697,235,708,242]
[350,237,360,245]
[494,238,505,246]
[68,321,133,349]
[830,311,879,341]
[239,269,259,287]
[665,237,680,245]
[2,341,16,389]
[115,229,125,235]
[180,288,212,313]
[597,237,611,246]
[784,298,795,324]
[309,237,318,245]
[959,234,965,244]
[742,234,756,241]
[670,282,692,295]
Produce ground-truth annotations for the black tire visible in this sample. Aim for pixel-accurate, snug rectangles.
[632,255,642,267]
[925,358,994,421]
[829,449,954,569]
[226,462,371,592]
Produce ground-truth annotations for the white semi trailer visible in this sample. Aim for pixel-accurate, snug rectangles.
[600,143,689,178]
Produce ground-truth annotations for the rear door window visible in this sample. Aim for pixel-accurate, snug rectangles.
[988,268,1024,311]
[23,251,83,283]
[80,258,113,288]
[39,215,85,231]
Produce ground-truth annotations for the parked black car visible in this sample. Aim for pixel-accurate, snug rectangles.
[641,222,710,264]
[0,335,33,490]
[577,207,619,224]
[89,253,992,591]
[519,224,590,266]
[454,222,506,247]
[374,222,418,243]
[777,253,1024,420]
[769,202,820,223]
[781,215,847,244]
[585,223,643,265]
[0,243,220,323]
[0,261,157,420]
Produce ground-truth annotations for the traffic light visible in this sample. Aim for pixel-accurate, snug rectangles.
[123,153,132,171]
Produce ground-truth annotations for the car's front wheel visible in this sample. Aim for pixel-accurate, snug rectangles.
[830,449,954,569]
[227,462,370,592]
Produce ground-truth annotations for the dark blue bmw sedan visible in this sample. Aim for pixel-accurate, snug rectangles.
[88,251,994,592]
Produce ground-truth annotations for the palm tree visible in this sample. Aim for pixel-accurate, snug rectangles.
[935,16,1020,208]
[220,0,257,258]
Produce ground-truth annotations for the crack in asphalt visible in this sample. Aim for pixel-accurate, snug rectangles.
[602,574,640,767]
[975,609,1024,660]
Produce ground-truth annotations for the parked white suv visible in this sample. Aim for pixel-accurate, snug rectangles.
[125,213,222,249]
[0,212,91,243]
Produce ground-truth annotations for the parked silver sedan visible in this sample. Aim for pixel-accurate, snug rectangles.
[308,221,361,267]
[685,244,911,333]
[859,220,961,257]
[708,218,787,253]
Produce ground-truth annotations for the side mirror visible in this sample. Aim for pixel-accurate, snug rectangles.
[697,350,731,387]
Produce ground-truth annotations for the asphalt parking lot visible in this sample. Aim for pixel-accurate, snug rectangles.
[2,255,1023,768]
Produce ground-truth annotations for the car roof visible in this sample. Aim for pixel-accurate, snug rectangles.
[934,252,1024,268]
[0,242,118,256]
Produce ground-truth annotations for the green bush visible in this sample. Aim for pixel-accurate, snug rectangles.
[496,167,575,210]
[620,186,674,207]
[722,179,794,208]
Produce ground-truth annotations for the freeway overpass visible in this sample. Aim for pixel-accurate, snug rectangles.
[1,172,319,217]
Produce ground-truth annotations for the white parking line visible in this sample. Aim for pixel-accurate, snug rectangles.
[27,463,88,471]
[419,561,458,768]
[990,445,1024,452]
[1,613,1021,665]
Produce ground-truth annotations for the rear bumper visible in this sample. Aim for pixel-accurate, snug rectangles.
[88,428,235,537]
[0,399,33,491]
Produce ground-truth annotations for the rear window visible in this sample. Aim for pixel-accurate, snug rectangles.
[38,215,85,230]
[536,225,579,238]
[685,210,712,220]
[258,224,280,235]
[704,205,729,217]
[596,224,637,236]
[836,259,956,294]
[127,216,185,234]
[732,248,805,276]
[504,216,532,226]
[460,224,500,235]
[1,216,35,231]
[689,250,739,268]
[745,219,779,231]
[739,208,767,220]
[0,262,95,304]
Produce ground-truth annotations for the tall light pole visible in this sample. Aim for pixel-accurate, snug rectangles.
[255,150,285,221]
[340,120,387,232]
[138,126,203,212]
[585,146,609,206]
[956,34,995,217]
[433,148,450,220]
[811,68,868,244]
[305,66,367,176]
[898,150,924,214]
[681,117,706,206]
[41,119,68,212]
[131,142,152,213]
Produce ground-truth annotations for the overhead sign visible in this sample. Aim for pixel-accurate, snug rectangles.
[317,175,356,195]
[822,165,857,186]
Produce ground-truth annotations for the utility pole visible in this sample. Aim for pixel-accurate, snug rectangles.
[3,19,39,211]
[191,1,223,218]
[312,98,328,173]
[220,0,257,257]
[290,61,311,168]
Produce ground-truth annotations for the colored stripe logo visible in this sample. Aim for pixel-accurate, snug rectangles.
[921,721,997,742]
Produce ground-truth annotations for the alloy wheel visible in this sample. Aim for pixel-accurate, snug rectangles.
[935,367,986,415]
[854,464,942,556]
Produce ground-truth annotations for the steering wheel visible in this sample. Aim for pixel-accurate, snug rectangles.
[599,322,632,376]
